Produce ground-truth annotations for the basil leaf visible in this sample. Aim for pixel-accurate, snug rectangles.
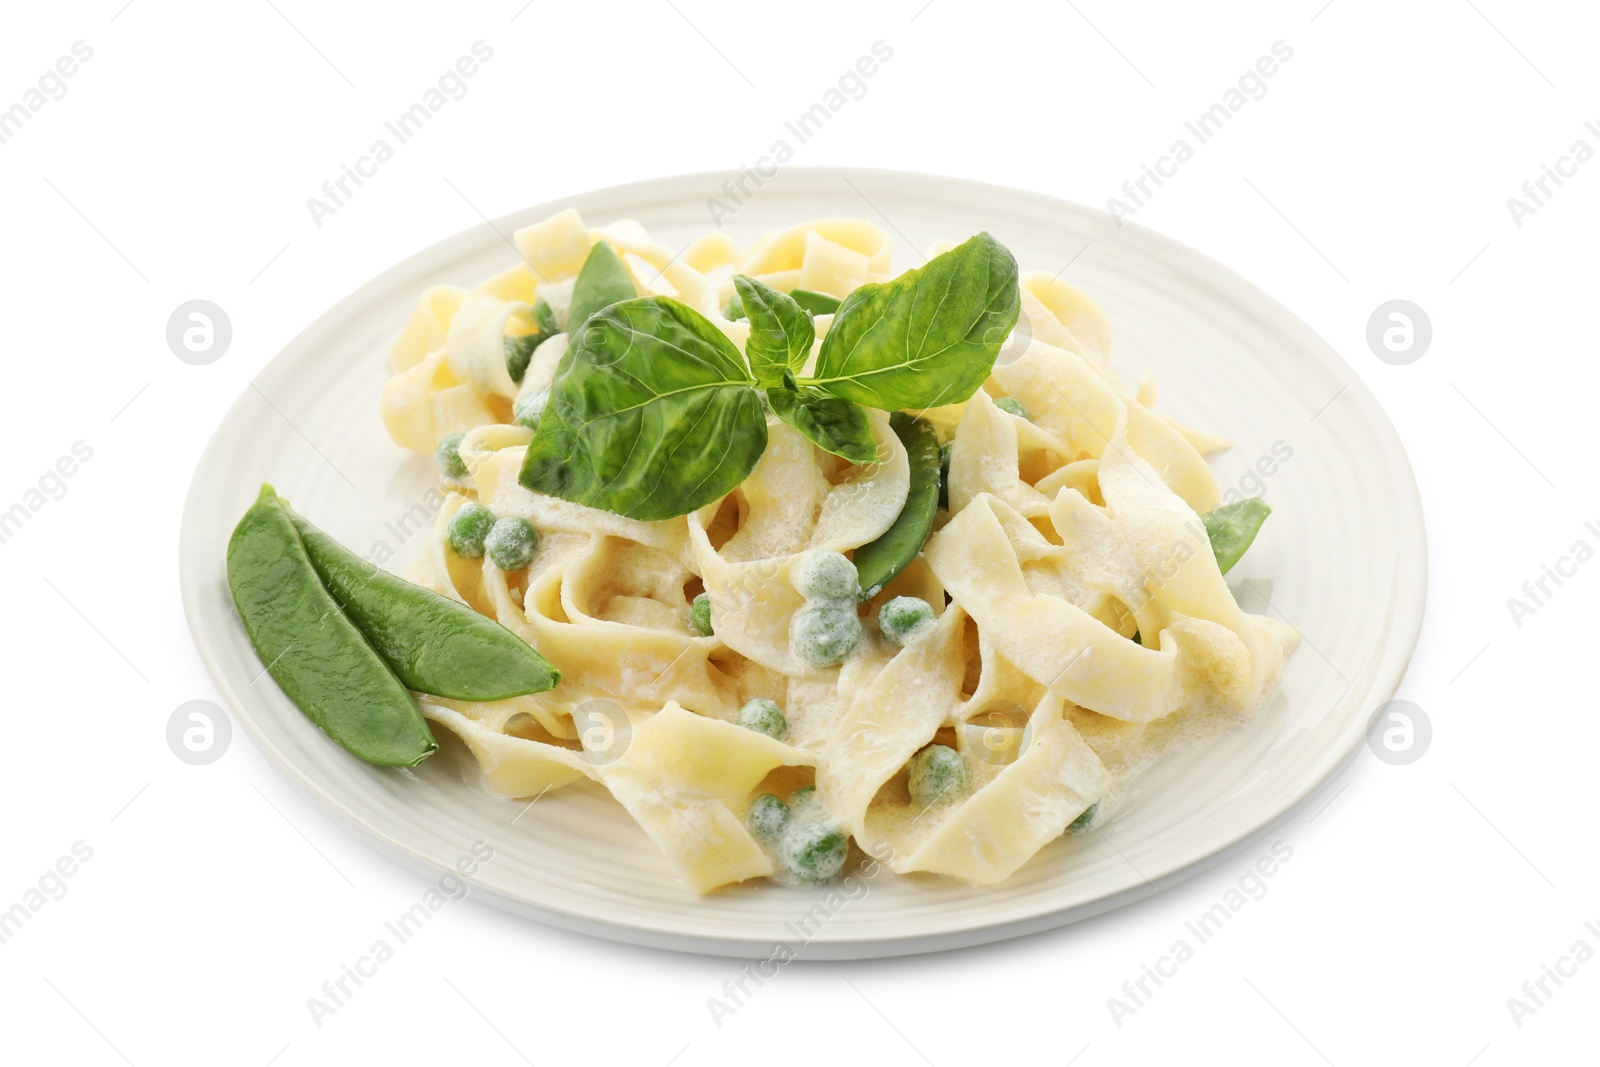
[852,412,940,599]
[734,274,814,388]
[805,232,1019,410]
[767,381,878,465]
[567,241,637,334]
[725,293,746,321]
[791,288,841,315]
[520,297,767,521]
[1202,499,1271,574]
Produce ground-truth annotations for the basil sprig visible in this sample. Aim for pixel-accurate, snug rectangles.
[520,298,768,522]
[766,375,878,465]
[519,232,1019,521]
[734,274,813,387]
[807,231,1019,409]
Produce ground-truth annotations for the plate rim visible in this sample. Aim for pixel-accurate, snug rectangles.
[179,165,1428,959]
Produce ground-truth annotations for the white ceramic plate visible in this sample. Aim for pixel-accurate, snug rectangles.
[180,168,1426,959]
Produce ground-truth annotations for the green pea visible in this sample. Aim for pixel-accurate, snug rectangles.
[736,698,787,739]
[788,784,818,813]
[1067,801,1100,833]
[485,517,538,570]
[878,596,935,646]
[784,822,847,883]
[1202,498,1271,574]
[504,332,546,384]
[513,389,549,431]
[689,592,714,636]
[994,396,1029,419]
[792,550,859,601]
[435,433,468,481]
[724,292,746,321]
[745,793,789,840]
[1132,631,1143,646]
[226,485,437,767]
[447,502,494,557]
[289,505,560,702]
[790,601,861,668]
[908,744,969,809]
[789,289,842,316]
[531,297,559,336]
[853,414,940,599]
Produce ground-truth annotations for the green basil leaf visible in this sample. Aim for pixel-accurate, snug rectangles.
[852,412,940,599]
[804,232,1019,410]
[567,241,637,334]
[767,381,878,465]
[1202,499,1271,574]
[734,274,814,388]
[520,297,767,521]
[791,289,841,315]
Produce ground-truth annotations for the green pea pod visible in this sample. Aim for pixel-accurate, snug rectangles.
[790,289,841,316]
[1202,498,1271,574]
[289,510,561,701]
[227,486,437,767]
[853,412,941,600]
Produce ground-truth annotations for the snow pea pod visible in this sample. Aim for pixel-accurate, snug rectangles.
[1202,498,1271,574]
[226,485,437,767]
[790,289,841,316]
[852,412,940,600]
[290,511,560,701]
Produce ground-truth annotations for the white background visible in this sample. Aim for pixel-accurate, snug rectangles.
[1,0,1594,1063]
